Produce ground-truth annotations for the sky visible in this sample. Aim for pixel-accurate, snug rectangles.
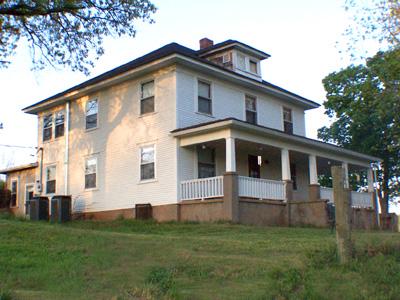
[0,0,381,166]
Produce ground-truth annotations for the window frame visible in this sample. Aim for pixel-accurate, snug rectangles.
[283,107,293,134]
[197,146,216,179]
[84,156,98,190]
[42,114,53,142]
[54,110,65,138]
[249,60,258,74]
[139,144,156,182]
[10,179,18,207]
[291,163,297,190]
[140,80,155,115]
[197,80,213,116]
[45,165,57,195]
[245,95,257,124]
[85,99,99,131]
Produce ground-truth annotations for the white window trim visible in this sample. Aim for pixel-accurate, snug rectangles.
[244,94,257,123]
[139,79,156,116]
[42,113,53,143]
[84,156,98,191]
[45,164,57,196]
[85,98,99,132]
[24,183,35,214]
[10,178,18,208]
[195,78,214,117]
[138,143,157,183]
[282,106,294,133]
[54,109,65,139]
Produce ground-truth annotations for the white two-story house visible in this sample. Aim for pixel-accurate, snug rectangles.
[2,38,380,226]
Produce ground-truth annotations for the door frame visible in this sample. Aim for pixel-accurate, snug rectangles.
[24,183,35,215]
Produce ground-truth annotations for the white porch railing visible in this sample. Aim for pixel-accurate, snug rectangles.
[180,176,224,201]
[320,187,373,208]
[238,176,286,201]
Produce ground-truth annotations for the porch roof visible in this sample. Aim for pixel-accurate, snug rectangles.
[0,162,38,175]
[170,118,381,166]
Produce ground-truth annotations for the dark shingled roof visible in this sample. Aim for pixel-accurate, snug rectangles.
[197,39,271,58]
[23,40,318,112]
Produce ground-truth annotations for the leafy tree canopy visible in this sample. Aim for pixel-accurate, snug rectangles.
[318,48,400,213]
[0,0,157,74]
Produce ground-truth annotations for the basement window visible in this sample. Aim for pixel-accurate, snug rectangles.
[140,145,155,181]
[140,80,155,115]
[46,165,56,194]
[10,180,17,207]
[198,81,212,115]
[85,157,97,189]
[55,110,65,138]
[86,99,98,130]
[43,114,53,142]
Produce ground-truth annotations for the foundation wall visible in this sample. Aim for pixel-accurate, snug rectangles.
[239,198,287,226]
[179,199,225,222]
[290,200,329,228]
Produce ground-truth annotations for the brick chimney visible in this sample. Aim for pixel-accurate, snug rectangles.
[199,38,214,50]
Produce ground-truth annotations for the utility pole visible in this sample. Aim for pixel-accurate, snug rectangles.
[332,165,354,264]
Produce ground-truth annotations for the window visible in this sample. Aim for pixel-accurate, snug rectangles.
[245,95,257,124]
[197,146,215,178]
[250,60,258,74]
[43,114,53,142]
[85,157,97,189]
[140,145,155,180]
[198,81,212,115]
[55,110,65,138]
[46,165,56,194]
[10,180,17,207]
[291,163,297,190]
[283,107,293,134]
[86,99,98,130]
[140,80,155,115]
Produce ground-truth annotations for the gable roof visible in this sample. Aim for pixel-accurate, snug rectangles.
[0,162,38,174]
[23,40,319,114]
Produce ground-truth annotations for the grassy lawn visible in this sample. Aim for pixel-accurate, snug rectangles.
[0,213,399,300]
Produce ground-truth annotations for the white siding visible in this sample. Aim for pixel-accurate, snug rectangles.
[38,67,178,213]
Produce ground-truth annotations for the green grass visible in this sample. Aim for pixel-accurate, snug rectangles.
[0,213,399,299]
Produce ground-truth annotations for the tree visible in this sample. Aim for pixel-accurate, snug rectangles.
[0,0,156,74]
[345,0,400,54]
[318,48,400,214]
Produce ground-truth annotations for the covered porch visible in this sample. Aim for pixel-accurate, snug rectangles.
[172,119,379,209]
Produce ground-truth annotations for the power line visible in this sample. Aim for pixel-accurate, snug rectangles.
[0,144,36,149]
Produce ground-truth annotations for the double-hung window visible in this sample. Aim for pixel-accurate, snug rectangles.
[197,146,215,178]
[250,60,258,74]
[55,111,65,138]
[43,114,53,142]
[85,157,97,189]
[283,107,293,134]
[245,95,257,124]
[140,145,155,181]
[198,81,212,115]
[86,99,98,130]
[46,165,56,194]
[140,81,155,115]
[10,180,17,207]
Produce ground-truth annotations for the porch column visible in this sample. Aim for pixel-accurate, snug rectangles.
[342,162,349,188]
[225,137,236,172]
[367,167,374,193]
[308,154,320,201]
[281,148,291,181]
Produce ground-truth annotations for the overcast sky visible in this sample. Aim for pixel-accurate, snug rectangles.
[0,0,380,169]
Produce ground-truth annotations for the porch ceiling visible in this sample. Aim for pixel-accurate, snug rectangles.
[171,118,380,167]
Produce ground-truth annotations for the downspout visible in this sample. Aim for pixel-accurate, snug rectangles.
[36,147,43,195]
[64,101,70,195]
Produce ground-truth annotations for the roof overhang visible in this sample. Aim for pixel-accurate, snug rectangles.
[171,118,381,167]
[0,162,38,174]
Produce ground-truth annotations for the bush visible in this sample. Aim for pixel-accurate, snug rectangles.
[0,189,11,209]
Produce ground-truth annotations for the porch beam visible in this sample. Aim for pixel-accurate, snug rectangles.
[225,137,236,172]
[281,148,291,181]
[309,154,318,185]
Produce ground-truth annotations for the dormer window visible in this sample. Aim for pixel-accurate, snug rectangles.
[237,53,246,70]
[250,60,258,74]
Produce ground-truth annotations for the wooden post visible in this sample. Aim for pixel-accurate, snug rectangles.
[332,166,353,264]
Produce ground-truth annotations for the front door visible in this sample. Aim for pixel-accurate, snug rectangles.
[25,184,34,215]
[248,155,260,178]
